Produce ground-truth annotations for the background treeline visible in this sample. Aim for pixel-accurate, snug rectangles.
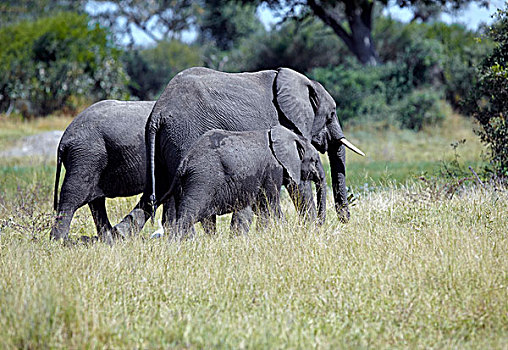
[0,1,506,175]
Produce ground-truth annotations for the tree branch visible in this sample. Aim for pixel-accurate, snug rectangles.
[307,0,354,52]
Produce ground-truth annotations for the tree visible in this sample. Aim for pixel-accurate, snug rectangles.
[0,0,84,27]
[464,8,508,177]
[88,0,199,46]
[123,39,203,99]
[197,0,264,51]
[250,0,487,66]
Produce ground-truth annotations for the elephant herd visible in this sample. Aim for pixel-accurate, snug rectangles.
[50,67,364,243]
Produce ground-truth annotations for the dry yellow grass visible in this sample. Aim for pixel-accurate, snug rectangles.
[0,184,506,349]
[0,111,505,348]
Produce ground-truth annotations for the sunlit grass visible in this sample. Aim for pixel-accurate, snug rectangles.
[0,111,505,348]
[0,185,506,348]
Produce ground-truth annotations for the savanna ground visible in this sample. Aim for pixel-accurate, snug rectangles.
[0,111,506,348]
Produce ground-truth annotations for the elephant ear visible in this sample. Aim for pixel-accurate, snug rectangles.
[270,126,304,185]
[275,68,317,139]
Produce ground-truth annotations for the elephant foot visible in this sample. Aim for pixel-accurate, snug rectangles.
[111,221,132,240]
[112,209,148,239]
[336,206,350,223]
[100,230,114,246]
[80,235,99,245]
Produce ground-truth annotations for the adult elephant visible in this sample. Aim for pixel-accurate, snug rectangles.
[113,67,364,236]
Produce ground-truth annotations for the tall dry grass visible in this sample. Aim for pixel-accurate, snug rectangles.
[0,183,506,348]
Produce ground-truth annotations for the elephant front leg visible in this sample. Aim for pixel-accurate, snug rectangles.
[230,207,254,236]
[201,215,217,235]
[286,180,317,222]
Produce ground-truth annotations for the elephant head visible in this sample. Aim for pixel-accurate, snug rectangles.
[269,126,326,225]
[275,68,364,222]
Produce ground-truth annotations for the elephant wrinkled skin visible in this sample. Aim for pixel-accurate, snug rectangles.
[113,67,363,237]
[158,126,326,238]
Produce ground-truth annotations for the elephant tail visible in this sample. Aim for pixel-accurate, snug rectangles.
[53,144,64,211]
[158,160,187,207]
[145,110,162,219]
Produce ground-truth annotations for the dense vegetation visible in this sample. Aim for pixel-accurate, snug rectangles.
[464,8,508,178]
[0,12,128,116]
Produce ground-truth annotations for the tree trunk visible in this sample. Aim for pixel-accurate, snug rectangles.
[308,0,379,66]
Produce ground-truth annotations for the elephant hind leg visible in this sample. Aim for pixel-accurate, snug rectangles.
[88,197,113,245]
[51,207,78,241]
[201,215,217,235]
[51,170,94,241]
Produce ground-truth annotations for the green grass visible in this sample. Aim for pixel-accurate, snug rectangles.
[0,112,506,348]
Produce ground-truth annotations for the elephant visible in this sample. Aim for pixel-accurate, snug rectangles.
[158,126,327,238]
[113,67,364,237]
[50,99,232,242]
[50,100,155,242]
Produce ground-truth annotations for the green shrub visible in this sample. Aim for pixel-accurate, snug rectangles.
[396,89,445,131]
[310,60,445,130]
[0,12,128,117]
[123,40,203,100]
[464,8,508,177]
[310,62,390,122]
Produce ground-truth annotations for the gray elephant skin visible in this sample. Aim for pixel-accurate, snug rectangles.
[121,67,363,237]
[51,100,156,242]
[158,126,327,238]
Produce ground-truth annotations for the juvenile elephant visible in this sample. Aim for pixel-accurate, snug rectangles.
[114,67,364,237]
[51,100,156,242]
[158,126,327,238]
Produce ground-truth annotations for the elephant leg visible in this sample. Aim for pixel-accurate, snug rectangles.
[51,207,78,241]
[255,187,283,232]
[201,215,217,235]
[286,180,316,222]
[88,198,113,245]
[51,171,92,241]
[112,197,154,239]
[230,207,253,235]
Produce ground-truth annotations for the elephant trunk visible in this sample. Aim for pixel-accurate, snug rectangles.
[328,143,350,223]
[315,159,327,226]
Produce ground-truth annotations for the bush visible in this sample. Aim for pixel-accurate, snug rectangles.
[123,40,203,100]
[396,89,445,131]
[464,8,508,177]
[0,12,128,117]
[310,60,445,130]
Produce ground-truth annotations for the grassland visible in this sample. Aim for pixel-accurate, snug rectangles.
[0,113,506,348]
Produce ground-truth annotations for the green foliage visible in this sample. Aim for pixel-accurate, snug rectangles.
[0,0,84,27]
[0,12,128,116]
[375,17,491,109]
[224,17,348,73]
[310,59,445,130]
[198,0,263,51]
[465,8,508,177]
[123,40,203,100]
[396,89,446,131]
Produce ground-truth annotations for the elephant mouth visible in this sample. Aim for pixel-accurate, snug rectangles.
[312,132,328,153]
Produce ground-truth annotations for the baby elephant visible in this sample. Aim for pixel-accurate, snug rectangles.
[158,125,326,238]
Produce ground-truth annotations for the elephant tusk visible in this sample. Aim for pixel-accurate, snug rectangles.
[340,138,365,157]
